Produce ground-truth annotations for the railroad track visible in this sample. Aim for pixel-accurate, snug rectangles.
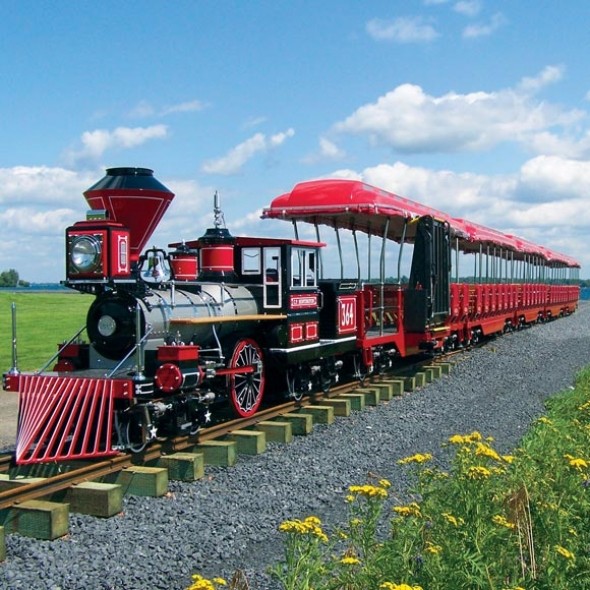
[0,354,453,531]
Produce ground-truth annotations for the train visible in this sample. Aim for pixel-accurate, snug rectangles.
[2,167,580,464]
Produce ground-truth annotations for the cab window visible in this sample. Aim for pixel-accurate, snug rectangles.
[291,248,317,288]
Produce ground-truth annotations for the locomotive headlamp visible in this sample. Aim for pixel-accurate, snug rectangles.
[70,235,102,273]
[97,314,117,337]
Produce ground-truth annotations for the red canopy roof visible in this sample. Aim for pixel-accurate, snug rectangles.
[262,179,579,268]
[262,179,455,243]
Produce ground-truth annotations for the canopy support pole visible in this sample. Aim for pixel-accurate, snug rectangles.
[334,226,344,280]
[353,229,361,283]
[379,218,390,336]
[397,219,408,284]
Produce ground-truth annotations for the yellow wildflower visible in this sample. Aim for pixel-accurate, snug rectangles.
[475,442,502,462]
[466,465,492,479]
[380,583,424,590]
[212,579,227,587]
[441,512,464,527]
[425,541,442,555]
[448,434,468,444]
[555,545,575,560]
[278,516,328,542]
[492,514,516,530]
[348,484,388,499]
[187,575,217,590]
[502,455,515,463]
[339,555,361,565]
[393,502,422,518]
[564,454,589,471]
[397,453,433,465]
[448,431,483,445]
[379,478,392,488]
[537,416,553,425]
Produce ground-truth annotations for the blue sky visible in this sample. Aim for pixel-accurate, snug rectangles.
[2,0,590,281]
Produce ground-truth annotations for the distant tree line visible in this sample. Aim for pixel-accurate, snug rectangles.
[0,269,30,288]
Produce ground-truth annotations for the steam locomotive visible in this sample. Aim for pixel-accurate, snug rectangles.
[3,167,580,464]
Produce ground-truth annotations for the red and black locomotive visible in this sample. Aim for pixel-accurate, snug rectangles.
[3,167,580,464]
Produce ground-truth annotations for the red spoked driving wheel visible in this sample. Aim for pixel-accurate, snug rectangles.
[227,338,265,417]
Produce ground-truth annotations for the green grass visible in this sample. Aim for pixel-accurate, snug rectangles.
[0,291,92,372]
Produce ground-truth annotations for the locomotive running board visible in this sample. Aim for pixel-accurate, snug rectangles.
[15,374,121,465]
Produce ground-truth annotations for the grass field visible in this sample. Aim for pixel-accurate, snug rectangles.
[0,290,92,372]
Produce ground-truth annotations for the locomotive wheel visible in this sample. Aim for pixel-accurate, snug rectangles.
[286,366,308,401]
[228,338,265,417]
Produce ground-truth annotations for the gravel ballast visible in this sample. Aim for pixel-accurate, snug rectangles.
[2,302,590,590]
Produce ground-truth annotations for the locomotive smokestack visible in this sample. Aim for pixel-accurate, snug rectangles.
[83,167,175,264]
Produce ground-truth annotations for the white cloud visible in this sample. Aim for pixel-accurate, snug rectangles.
[518,65,564,93]
[161,100,206,116]
[453,0,481,17]
[366,17,439,43]
[242,116,268,129]
[519,155,590,199]
[302,137,346,164]
[0,166,99,281]
[129,99,206,118]
[63,125,168,167]
[0,166,93,205]
[269,129,295,147]
[319,137,346,160]
[201,128,295,175]
[462,12,506,38]
[332,67,583,154]
[0,207,75,235]
[128,100,156,118]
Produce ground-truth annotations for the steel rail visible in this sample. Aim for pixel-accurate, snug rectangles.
[0,354,454,512]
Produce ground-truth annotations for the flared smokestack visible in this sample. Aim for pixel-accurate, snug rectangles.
[83,167,175,263]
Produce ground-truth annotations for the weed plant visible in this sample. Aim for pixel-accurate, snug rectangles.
[261,368,590,590]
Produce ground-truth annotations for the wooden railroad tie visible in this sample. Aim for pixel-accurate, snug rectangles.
[297,405,335,425]
[193,440,238,467]
[157,452,205,481]
[280,412,313,435]
[255,421,293,444]
[353,387,381,406]
[321,398,351,417]
[2,499,69,541]
[227,430,267,455]
[66,482,123,518]
[106,466,169,498]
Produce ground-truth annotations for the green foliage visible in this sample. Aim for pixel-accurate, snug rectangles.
[269,373,590,589]
[0,269,19,288]
[0,291,91,371]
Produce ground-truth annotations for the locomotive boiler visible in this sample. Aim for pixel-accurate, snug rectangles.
[3,167,581,465]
